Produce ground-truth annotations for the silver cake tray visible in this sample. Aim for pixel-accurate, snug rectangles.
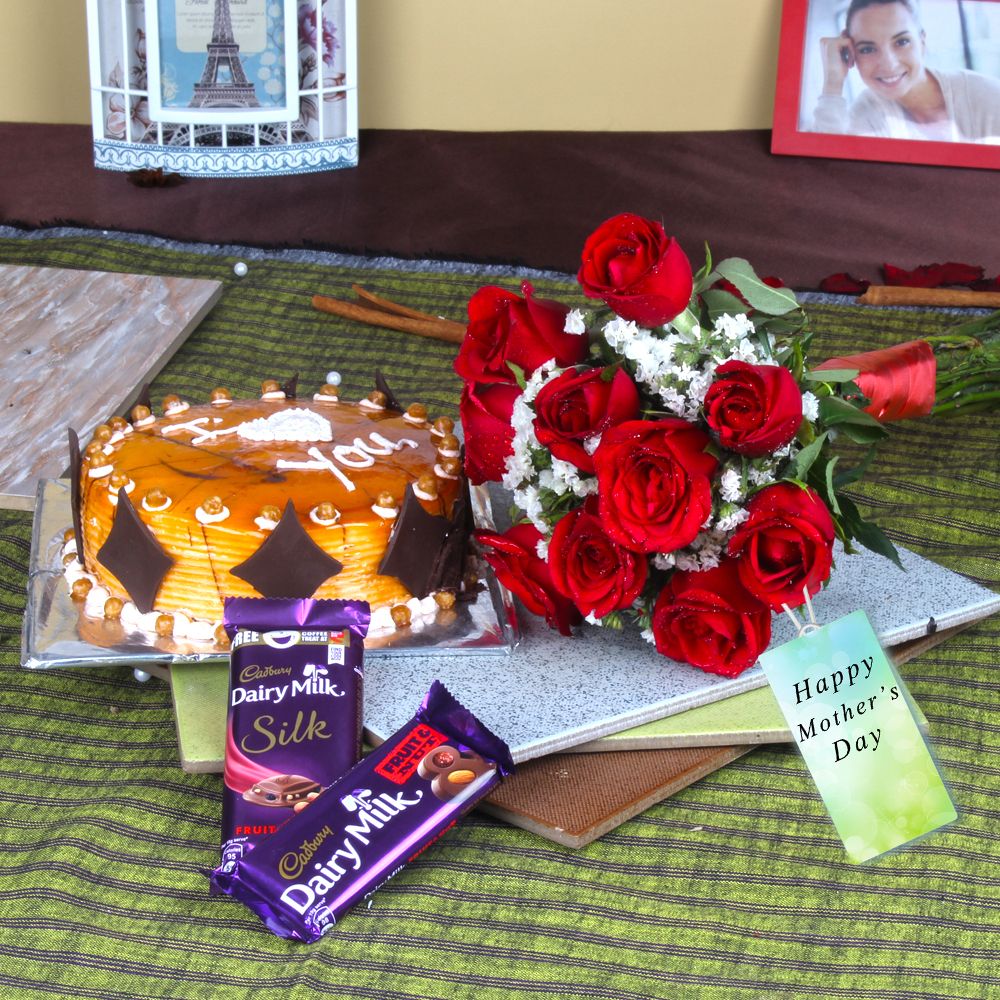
[21,479,518,670]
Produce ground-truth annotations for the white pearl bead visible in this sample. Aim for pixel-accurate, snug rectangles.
[325,371,342,386]
[233,262,248,277]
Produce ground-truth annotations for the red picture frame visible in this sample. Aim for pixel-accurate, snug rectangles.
[772,0,1000,169]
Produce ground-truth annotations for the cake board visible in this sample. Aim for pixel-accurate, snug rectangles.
[0,264,222,509]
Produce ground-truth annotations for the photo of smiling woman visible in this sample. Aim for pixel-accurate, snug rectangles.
[804,0,1000,141]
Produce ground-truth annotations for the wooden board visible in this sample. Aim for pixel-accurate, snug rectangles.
[0,265,222,508]
[479,745,754,848]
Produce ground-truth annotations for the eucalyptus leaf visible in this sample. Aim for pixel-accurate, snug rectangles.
[715,258,799,316]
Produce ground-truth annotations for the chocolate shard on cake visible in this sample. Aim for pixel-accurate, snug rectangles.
[280,374,299,400]
[230,500,343,599]
[67,428,85,563]
[378,484,469,599]
[96,488,175,613]
[375,370,404,413]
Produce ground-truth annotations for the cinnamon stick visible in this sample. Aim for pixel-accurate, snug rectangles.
[859,285,1000,308]
[311,294,467,345]
[350,284,447,323]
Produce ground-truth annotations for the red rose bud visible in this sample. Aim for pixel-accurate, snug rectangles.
[547,498,648,618]
[728,483,835,611]
[592,419,717,554]
[651,560,771,677]
[476,524,581,636]
[703,360,803,457]
[459,381,520,485]
[815,341,936,422]
[533,367,641,474]
[577,213,693,326]
[454,283,586,386]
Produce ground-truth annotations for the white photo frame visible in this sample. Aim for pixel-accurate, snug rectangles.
[85,0,359,177]
[144,0,299,125]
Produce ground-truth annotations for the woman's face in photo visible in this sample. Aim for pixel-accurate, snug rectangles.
[848,3,927,101]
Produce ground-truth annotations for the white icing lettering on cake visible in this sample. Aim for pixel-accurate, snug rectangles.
[333,443,375,469]
[237,409,333,444]
[162,416,239,447]
[278,447,357,491]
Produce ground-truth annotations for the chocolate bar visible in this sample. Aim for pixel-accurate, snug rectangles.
[209,681,513,941]
[217,598,369,876]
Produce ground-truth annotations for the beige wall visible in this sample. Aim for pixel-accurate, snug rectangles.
[1,0,782,130]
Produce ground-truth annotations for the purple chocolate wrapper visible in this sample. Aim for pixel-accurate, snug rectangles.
[210,680,513,941]
[217,598,370,877]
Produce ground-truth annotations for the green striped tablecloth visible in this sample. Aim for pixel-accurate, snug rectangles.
[1,233,997,1000]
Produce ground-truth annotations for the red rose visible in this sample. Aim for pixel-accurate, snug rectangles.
[592,419,717,553]
[476,524,581,636]
[459,381,520,485]
[577,213,693,326]
[728,483,835,610]
[547,498,648,618]
[533,366,641,474]
[651,560,771,677]
[454,282,587,386]
[703,360,803,457]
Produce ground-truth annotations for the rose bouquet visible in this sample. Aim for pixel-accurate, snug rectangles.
[455,213,913,678]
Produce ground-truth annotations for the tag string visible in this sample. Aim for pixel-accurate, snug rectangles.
[781,586,821,636]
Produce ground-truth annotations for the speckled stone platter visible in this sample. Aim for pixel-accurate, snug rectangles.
[0,265,222,509]
[364,542,1000,763]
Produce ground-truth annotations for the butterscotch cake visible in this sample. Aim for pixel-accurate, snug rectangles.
[64,379,470,640]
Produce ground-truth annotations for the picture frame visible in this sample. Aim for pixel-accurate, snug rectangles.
[144,0,299,125]
[772,0,1000,170]
[85,0,358,177]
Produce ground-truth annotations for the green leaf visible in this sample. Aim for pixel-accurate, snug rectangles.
[835,422,889,445]
[701,288,748,321]
[507,362,527,390]
[833,447,876,490]
[691,242,715,292]
[715,258,799,316]
[794,432,828,481]
[818,395,886,431]
[851,517,904,569]
[804,367,860,383]
[824,457,842,515]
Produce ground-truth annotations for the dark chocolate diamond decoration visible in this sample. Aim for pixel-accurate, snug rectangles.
[375,370,404,413]
[281,373,299,400]
[96,489,175,613]
[377,485,453,599]
[428,480,473,594]
[230,500,342,598]
[67,428,84,563]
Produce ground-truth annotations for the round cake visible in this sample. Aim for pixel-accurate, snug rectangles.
[67,380,467,640]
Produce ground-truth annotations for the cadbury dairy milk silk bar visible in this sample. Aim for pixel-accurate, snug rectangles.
[218,598,370,875]
[209,680,513,941]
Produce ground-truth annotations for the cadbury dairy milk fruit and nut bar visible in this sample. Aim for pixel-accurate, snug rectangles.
[218,598,370,875]
[210,680,514,941]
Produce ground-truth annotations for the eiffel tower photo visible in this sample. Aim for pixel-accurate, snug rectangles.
[190,0,261,108]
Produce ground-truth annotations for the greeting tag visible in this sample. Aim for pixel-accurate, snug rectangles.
[760,608,956,862]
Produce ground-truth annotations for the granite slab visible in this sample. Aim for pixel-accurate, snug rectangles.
[362,543,999,763]
[0,264,222,508]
